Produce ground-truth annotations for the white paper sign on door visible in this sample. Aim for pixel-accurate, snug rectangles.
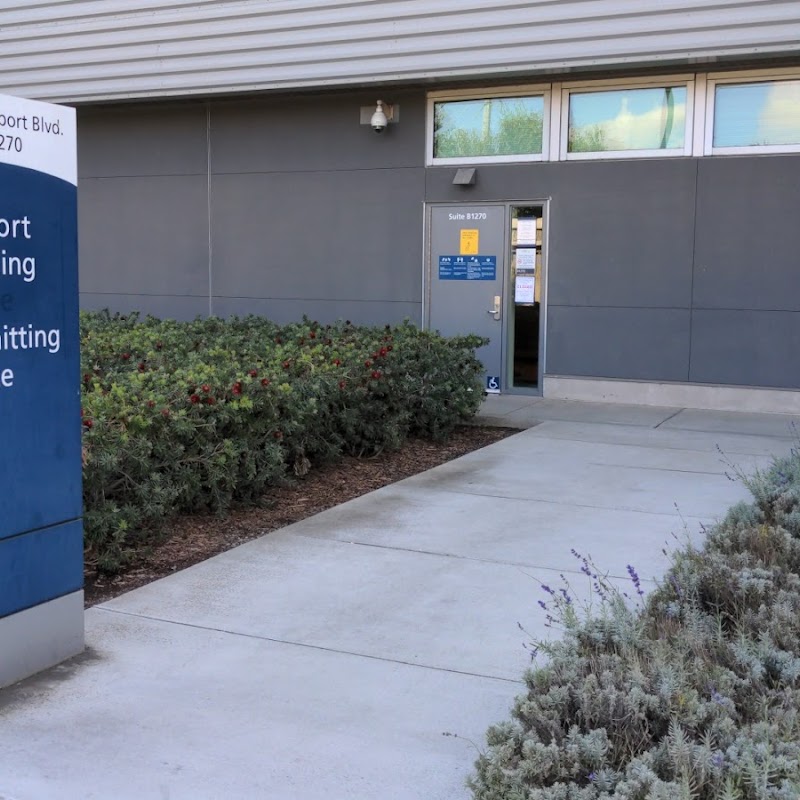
[514,275,535,304]
[516,248,536,272]
[516,218,537,245]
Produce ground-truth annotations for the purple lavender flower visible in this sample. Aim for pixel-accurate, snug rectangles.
[627,564,645,597]
[711,688,727,705]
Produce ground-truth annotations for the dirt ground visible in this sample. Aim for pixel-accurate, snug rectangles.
[84,425,518,606]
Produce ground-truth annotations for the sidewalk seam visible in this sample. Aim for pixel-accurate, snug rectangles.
[428,487,714,518]
[93,607,525,686]
[653,408,685,429]
[287,534,661,584]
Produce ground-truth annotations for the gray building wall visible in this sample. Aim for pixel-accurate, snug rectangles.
[78,90,427,324]
[78,90,800,389]
[79,103,211,319]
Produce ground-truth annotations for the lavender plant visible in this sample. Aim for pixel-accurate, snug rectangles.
[469,446,800,799]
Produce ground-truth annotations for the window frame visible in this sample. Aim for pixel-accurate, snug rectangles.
[559,75,696,161]
[426,85,551,166]
[704,68,800,156]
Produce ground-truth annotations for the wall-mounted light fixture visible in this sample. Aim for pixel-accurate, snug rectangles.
[360,100,398,133]
[453,167,477,186]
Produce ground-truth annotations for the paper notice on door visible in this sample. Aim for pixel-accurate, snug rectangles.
[514,274,535,304]
[516,217,537,245]
[460,229,479,255]
[515,247,536,272]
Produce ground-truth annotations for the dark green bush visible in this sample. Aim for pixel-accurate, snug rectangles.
[469,447,800,800]
[80,312,485,572]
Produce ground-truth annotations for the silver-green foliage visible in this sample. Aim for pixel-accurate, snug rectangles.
[469,446,800,799]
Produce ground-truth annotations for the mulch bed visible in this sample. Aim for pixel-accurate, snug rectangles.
[84,425,518,607]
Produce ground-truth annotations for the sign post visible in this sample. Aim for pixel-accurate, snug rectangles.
[0,94,83,687]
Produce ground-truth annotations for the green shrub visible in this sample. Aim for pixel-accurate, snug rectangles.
[469,447,800,800]
[80,312,486,573]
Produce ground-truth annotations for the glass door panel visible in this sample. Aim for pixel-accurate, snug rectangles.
[509,206,543,389]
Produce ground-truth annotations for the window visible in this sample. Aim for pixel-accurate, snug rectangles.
[429,88,548,164]
[707,75,800,154]
[426,70,800,164]
[562,82,692,159]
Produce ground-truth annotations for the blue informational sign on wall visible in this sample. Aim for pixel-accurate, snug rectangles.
[0,94,82,622]
[438,255,497,281]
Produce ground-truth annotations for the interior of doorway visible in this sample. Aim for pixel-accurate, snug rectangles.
[508,205,543,390]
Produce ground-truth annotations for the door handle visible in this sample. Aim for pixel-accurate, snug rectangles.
[486,295,501,320]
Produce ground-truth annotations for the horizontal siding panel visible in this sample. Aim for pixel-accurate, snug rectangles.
[1,0,799,103]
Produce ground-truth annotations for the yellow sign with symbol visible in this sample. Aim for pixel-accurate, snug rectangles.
[460,229,479,255]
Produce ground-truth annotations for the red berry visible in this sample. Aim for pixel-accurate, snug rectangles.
[282,360,291,369]
[201,384,211,393]
[387,345,393,352]
[232,382,243,395]
[161,408,170,418]
[309,331,316,339]
[379,348,387,357]
[190,394,200,404]
[138,362,146,371]
[121,353,130,361]
[83,373,90,383]
[83,418,93,429]
[147,400,156,408]
[261,378,270,387]
[339,380,346,389]
[248,369,258,378]
[364,360,372,368]
[333,358,341,366]
[273,431,283,439]
[371,370,381,379]
[205,397,215,405]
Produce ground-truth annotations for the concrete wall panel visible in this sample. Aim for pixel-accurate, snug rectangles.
[690,310,800,388]
[210,169,424,303]
[693,156,800,312]
[547,306,691,381]
[79,175,209,297]
[78,104,208,178]
[546,161,696,309]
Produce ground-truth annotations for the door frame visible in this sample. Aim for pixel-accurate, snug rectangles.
[423,198,550,395]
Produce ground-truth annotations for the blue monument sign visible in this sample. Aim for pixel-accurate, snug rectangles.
[0,93,83,687]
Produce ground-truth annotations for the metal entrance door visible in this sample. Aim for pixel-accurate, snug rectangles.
[425,204,506,392]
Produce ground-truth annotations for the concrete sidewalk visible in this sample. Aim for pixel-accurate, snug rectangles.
[2,399,799,800]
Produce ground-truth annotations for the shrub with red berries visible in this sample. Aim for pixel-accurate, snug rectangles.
[80,311,485,574]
